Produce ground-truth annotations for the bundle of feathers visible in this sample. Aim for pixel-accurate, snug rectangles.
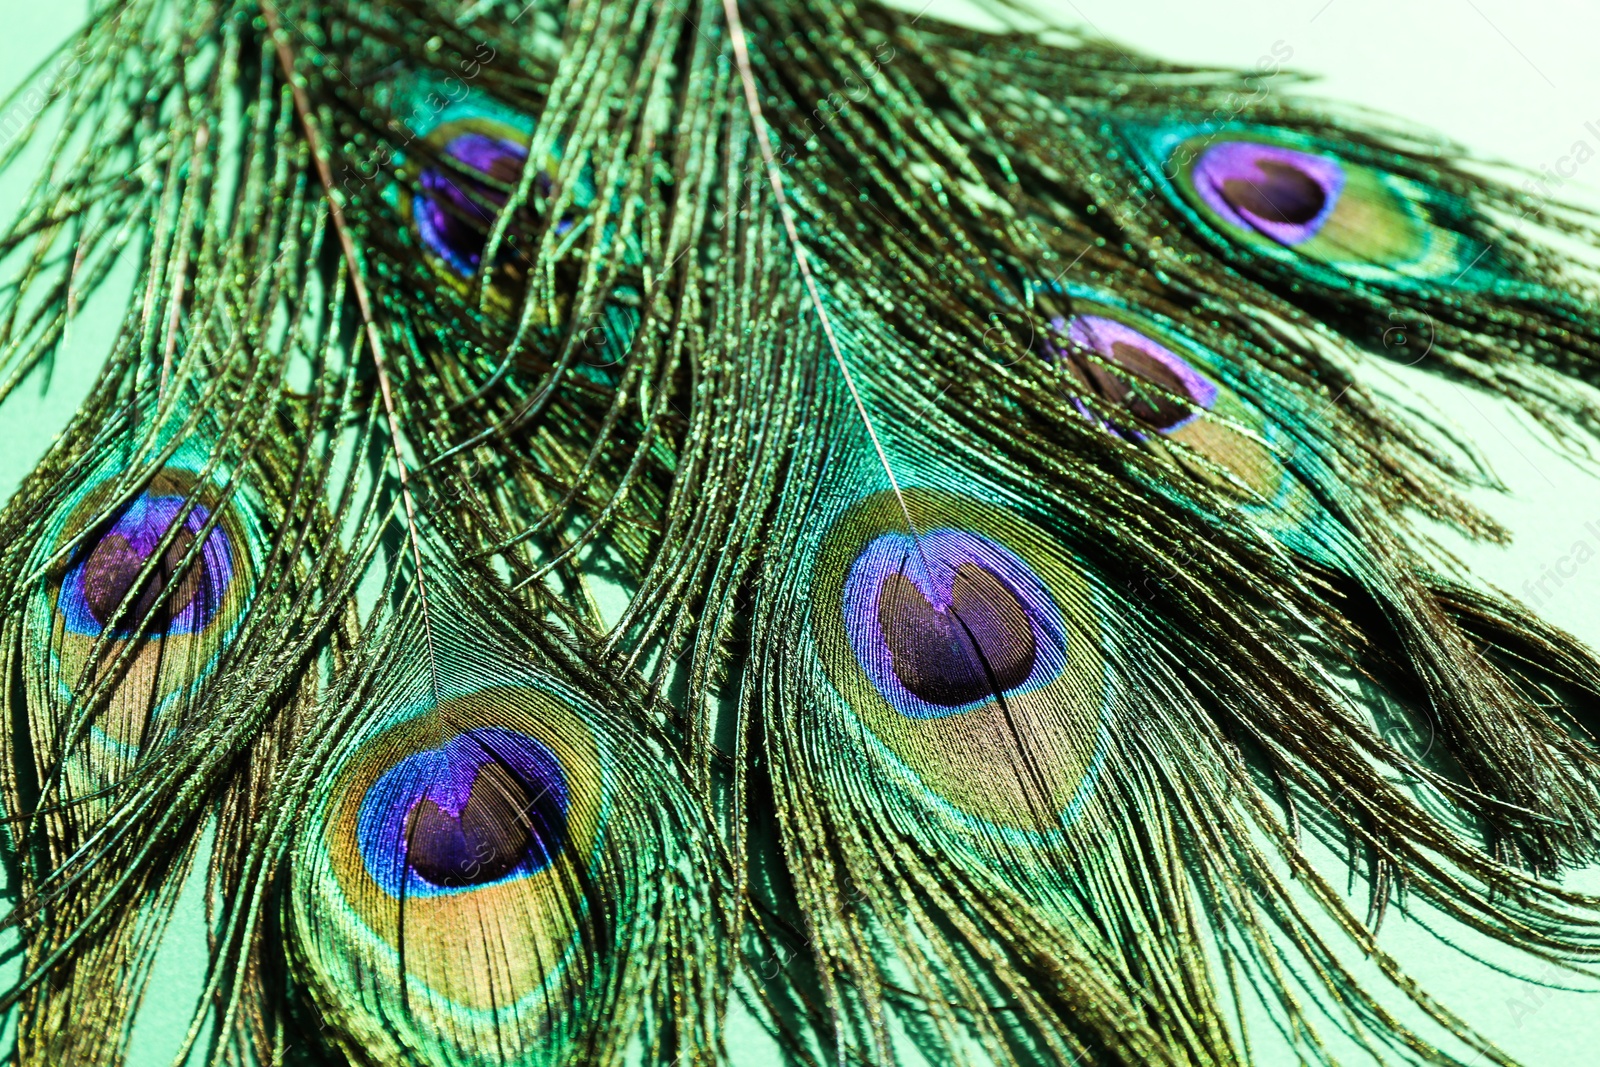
[1,1,1600,1064]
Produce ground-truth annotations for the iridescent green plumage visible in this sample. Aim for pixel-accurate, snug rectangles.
[2,2,1600,1066]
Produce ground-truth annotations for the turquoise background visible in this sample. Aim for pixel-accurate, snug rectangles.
[3,1,1600,1063]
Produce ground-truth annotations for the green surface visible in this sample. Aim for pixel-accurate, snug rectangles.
[3,2,1599,1064]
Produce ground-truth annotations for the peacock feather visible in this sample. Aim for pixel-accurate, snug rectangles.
[286,600,721,1067]
[1,1,1599,1065]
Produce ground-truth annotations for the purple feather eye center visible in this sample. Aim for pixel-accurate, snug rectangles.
[1058,315,1217,433]
[878,563,1036,706]
[414,133,547,275]
[359,727,570,894]
[844,530,1068,717]
[1192,141,1345,246]
[60,494,233,638]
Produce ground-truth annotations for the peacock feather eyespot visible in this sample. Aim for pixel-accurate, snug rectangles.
[879,560,1035,707]
[813,489,1111,831]
[55,476,238,641]
[413,126,569,277]
[21,465,258,800]
[1150,127,1477,283]
[297,682,609,1052]
[1189,141,1346,249]
[1053,313,1218,435]
[844,528,1071,718]
[357,725,570,895]
[1046,299,1320,536]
